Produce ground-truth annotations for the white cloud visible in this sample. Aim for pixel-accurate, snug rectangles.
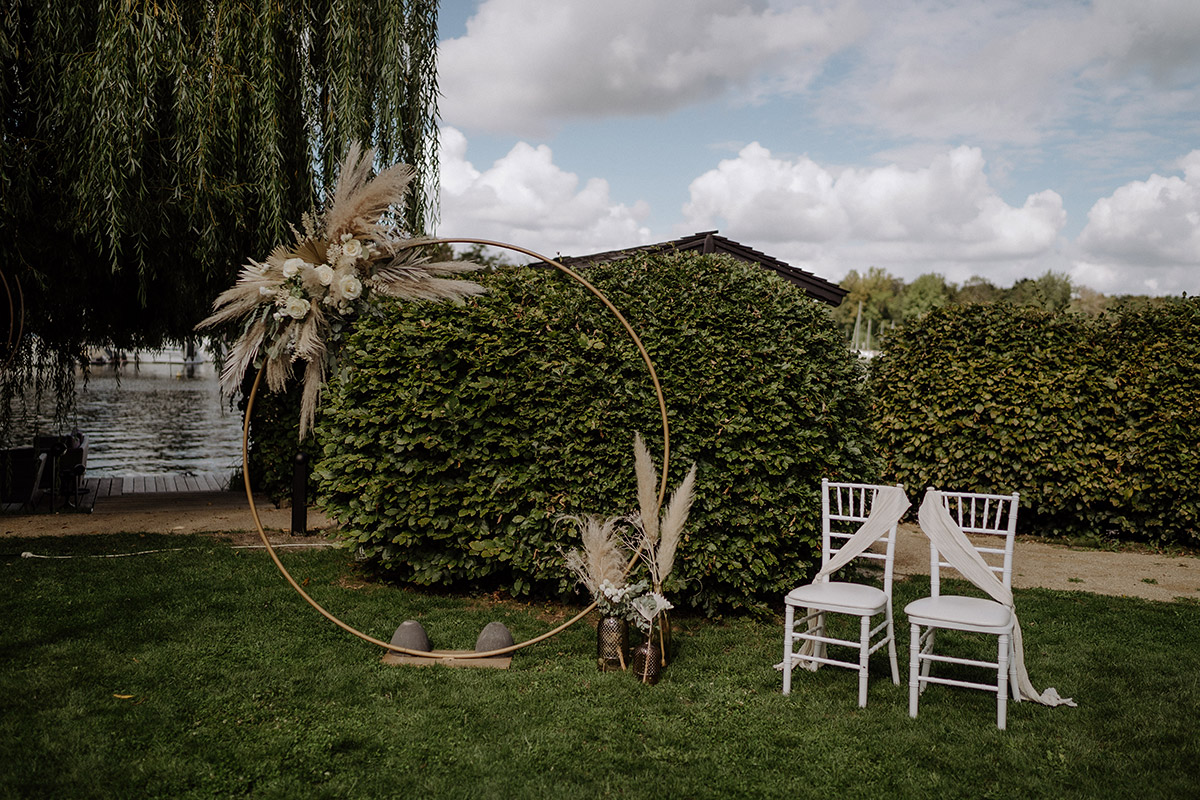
[681,143,1066,285]
[436,126,652,258]
[1074,151,1200,294]
[439,0,868,135]
[442,0,1200,147]
[1090,0,1200,84]
[822,0,1200,145]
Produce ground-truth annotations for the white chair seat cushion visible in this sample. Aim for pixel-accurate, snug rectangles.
[905,595,1014,633]
[785,581,887,615]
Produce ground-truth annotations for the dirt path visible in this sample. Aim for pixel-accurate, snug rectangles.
[893,523,1200,603]
[1,490,335,548]
[4,493,1199,603]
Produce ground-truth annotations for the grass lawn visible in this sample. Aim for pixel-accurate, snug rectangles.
[2,533,1198,799]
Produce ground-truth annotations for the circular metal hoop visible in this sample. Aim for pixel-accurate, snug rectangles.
[242,238,671,658]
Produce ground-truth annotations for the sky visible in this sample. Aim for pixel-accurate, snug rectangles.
[433,0,1200,297]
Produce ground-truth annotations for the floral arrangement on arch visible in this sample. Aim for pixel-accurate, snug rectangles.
[563,434,697,637]
[197,142,485,437]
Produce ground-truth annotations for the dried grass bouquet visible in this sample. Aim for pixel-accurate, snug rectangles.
[562,434,698,635]
[562,514,645,625]
[627,433,697,608]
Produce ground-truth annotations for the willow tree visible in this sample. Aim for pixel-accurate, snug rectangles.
[0,0,439,431]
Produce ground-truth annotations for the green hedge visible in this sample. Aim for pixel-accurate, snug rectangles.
[313,252,878,614]
[869,299,1200,547]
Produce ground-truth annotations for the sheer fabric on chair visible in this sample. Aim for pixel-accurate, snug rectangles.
[906,489,1020,728]
[782,480,908,707]
[907,488,1074,730]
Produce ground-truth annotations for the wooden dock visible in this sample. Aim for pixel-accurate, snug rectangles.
[1,472,236,515]
[62,471,232,513]
[88,472,231,498]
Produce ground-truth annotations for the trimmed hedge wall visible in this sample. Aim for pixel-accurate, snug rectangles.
[869,299,1200,547]
[314,252,878,614]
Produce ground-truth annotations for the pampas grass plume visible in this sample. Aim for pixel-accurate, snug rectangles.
[561,514,627,596]
[656,462,696,584]
[633,433,660,547]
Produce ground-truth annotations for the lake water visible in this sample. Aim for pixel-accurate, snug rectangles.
[9,357,245,477]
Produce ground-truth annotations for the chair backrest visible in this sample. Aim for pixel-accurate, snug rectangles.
[928,489,1020,597]
[820,479,904,591]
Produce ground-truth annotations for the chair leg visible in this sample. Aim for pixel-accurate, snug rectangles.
[782,605,795,695]
[908,622,921,719]
[885,607,900,685]
[919,628,935,681]
[813,611,827,665]
[858,614,871,708]
[996,633,1010,730]
[1009,637,1021,701]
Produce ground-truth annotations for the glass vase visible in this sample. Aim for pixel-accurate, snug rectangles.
[631,637,662,685]
[597,615,628,671]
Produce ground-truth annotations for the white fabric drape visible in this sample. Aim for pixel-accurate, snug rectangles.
[814,485,910,580]
[789,485,910,668]
[918,490,1076,707]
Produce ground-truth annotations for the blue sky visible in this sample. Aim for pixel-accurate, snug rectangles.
[433,0,1200,296]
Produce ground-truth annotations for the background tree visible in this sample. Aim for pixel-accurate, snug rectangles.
[1070,286,1111,316]
[1008,271,1074,312]
[954,275,1004,305]
[0,0,439,431]
[899,272,953,320]
[425,242,520,272]
[832,266,901,348]
[829,266,1129,345]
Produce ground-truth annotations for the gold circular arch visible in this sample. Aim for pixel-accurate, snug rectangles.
[243,238,670,658]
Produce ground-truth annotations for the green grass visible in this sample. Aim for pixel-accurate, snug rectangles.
[3,534,1199,799]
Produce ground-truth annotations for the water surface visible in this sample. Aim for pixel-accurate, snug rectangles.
[9,358,244,477]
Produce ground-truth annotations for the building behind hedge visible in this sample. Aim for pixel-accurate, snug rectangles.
[547,230,848,307]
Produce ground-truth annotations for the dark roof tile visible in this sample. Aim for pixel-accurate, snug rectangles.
[548,231,847,306]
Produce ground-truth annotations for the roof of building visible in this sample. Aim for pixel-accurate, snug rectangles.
[549,230,847,306]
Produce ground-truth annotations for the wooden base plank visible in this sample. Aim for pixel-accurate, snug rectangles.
[381,650,512,669]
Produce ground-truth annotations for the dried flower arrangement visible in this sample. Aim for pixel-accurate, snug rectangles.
[563,434,697,640]
[197,142,485,437]
[562,514,647,628]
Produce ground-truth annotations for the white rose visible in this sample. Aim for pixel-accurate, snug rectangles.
[284,296,311,319]
[341,238,363,259]
[314,264,335,285]
[282,257,306,278]
[339,274,363,301]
